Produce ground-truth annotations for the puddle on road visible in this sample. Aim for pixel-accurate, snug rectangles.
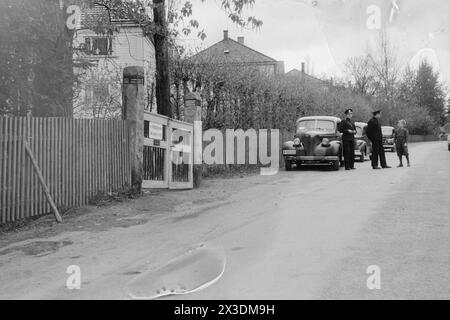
[125,243,226,300]
[0,240,73,257]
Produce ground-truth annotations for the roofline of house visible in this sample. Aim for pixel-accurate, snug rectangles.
[286,68,327,84]
[190,60,280,67]
[192,37,278,63]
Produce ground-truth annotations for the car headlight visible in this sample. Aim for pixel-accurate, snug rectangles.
[321,138,330,147]
[293,138,301,146]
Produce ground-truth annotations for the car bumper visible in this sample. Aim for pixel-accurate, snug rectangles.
[284,155,339,163]
[354,149,362,156]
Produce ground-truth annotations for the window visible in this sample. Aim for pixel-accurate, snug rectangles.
[297,120,336,133]
[355,126,364,138]
[84,36,112,56]
[382,127,394,136]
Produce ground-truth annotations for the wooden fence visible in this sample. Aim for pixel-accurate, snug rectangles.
[0,117,131,224]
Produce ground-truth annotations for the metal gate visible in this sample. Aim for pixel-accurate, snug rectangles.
[142,111,193,189]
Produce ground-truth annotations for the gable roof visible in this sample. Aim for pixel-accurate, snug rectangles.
[191,36,278,65]
[80,4,146,29]
[285,68,325,84]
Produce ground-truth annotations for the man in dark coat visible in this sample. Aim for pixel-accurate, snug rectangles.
[366,110,391,170]
[339,108,357,170]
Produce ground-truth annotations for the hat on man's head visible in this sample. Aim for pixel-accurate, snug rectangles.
[344,108,353,114]
[372,109,382,115]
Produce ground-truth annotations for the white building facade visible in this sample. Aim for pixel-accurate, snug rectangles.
[73,11,156,119]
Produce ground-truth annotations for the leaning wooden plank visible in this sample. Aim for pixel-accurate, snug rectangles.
[23,138,62,223]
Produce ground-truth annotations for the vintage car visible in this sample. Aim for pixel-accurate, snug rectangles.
[354,122,371,162]
[382,126,396,152]
[447,134,450,151]
[282,116,343,171]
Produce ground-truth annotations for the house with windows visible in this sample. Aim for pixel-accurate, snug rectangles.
[191,30,285,76]
[72,5,156,118]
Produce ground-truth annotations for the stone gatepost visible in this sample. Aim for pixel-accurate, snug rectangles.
[184,91,203,188]
[122,66,145,192]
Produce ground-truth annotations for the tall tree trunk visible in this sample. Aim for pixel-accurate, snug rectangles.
[153,0,172,117]
[175,81,181,119]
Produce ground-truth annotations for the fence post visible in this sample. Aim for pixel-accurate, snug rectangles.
[122,66,145,192]
[184,91,202,188]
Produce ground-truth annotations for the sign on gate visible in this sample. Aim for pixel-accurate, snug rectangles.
[149,122,163,140]
[142,112,194,190]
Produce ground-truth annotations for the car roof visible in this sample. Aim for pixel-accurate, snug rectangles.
[296,116,341,123]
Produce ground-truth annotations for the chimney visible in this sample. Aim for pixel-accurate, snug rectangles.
[237,36,245,45]
[223,30,229,40]
[301,62,305,73]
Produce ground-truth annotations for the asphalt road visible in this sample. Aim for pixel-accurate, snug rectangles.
[0,141,449,299]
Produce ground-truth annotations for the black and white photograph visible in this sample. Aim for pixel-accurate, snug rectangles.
[0,0,449,307]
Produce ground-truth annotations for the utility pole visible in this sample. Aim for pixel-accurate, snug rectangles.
[153,0,172,117]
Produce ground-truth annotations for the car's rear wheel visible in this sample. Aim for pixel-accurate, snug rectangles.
[296,161,302,170]
[285,161,292,171]
[359,149,365,162]
[448,144,450,151]
[332,160,340,171]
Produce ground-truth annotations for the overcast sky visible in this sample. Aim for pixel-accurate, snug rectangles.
[177,0,449,86]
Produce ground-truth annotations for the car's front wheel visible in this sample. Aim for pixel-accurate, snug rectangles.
[285,161,292,171]
[359,149,365,162]
[332,160,340,171]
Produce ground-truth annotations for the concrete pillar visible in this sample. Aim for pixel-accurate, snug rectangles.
[184,91,203,188]
[122,66,145,192]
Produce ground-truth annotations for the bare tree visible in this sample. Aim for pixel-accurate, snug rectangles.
[73,63,122,119]
[344,55,378,95]
[369,32,400,102]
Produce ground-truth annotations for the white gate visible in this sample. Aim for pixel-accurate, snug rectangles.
[142,111,193,189]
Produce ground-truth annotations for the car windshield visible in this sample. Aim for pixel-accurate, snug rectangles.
[297,120,335,133]
[382,127,394,136]
[355,126,364,137]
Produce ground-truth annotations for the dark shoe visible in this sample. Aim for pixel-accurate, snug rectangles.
[382,166,392,169]
[397,164,403,167]
[373,167,382,170]
[345,168,351,171]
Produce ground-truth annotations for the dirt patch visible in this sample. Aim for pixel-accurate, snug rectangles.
[0,174,284,253]
[172,201,233,223]
[202,165,261,179]
[0,240,73,257]
[0,192,181,250]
